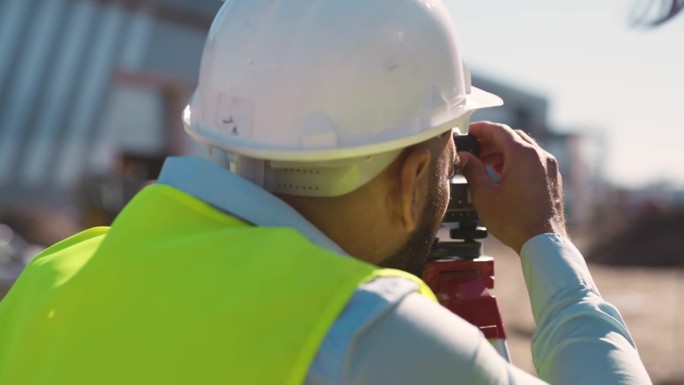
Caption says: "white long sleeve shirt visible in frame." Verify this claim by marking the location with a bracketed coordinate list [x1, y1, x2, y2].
[159, 157, 652, 385]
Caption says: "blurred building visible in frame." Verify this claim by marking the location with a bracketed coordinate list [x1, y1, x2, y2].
[0, 0, 221, 216]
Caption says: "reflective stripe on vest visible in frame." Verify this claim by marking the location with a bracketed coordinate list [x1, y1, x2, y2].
[0, 184, 435, 384]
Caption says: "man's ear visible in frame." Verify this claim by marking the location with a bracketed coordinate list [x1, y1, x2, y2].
[396, 147, 431, 231]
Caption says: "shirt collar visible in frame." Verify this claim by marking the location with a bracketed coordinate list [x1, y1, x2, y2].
[157, 156, 348, 256]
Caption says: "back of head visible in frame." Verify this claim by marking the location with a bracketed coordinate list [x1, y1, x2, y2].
[184, 0, 502, 197]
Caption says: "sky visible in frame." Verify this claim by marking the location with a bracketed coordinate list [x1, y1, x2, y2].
[445, 0, 684, 189]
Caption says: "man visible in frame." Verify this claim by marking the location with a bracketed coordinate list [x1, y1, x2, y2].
[0, 0, 651, 384]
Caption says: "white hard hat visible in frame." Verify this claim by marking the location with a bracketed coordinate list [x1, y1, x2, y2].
[183, 0, 502, 196]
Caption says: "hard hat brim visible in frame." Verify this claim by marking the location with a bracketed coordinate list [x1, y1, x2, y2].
[468, 86, 504, 112]
[184, 87, 503, 163]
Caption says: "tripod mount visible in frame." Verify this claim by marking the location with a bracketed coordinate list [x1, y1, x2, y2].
[421, 134, 510, 360]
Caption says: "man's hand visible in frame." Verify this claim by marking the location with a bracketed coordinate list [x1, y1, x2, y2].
[457, 121, 567, 254]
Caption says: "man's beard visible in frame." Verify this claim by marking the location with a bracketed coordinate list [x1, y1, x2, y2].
[378, 176, 445, 277]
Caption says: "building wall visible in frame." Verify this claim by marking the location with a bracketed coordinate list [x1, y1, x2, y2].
[0, 0, 219, 208]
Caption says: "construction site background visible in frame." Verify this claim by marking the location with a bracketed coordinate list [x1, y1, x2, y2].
[1, 0, 682, 384]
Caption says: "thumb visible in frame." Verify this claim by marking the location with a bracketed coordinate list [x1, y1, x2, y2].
[458, 152, 494, 193]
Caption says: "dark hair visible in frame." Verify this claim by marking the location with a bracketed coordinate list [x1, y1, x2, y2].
[633, 0, 684, 27]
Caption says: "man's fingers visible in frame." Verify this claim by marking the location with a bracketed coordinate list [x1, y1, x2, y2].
[457, 152, 494, 193]
[514, 129, 538, 146]
[479, 153, 504, 170]
[468, 121, 523, 152]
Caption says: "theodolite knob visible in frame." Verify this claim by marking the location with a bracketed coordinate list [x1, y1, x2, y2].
[450, 225, 488, 241]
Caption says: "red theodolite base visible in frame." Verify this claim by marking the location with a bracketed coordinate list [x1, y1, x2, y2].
[422, 256, 511, 361]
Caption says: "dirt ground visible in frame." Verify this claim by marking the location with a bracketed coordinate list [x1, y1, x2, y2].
[486, 236, 684, 385]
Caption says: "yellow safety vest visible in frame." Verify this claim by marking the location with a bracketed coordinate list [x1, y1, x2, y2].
[0, 184, 435, 384]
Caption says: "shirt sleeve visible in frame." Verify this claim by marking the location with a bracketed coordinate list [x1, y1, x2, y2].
[521, 233, 652, 385]
[337, 291, 549, 385]
[305, 234, 651, 385]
